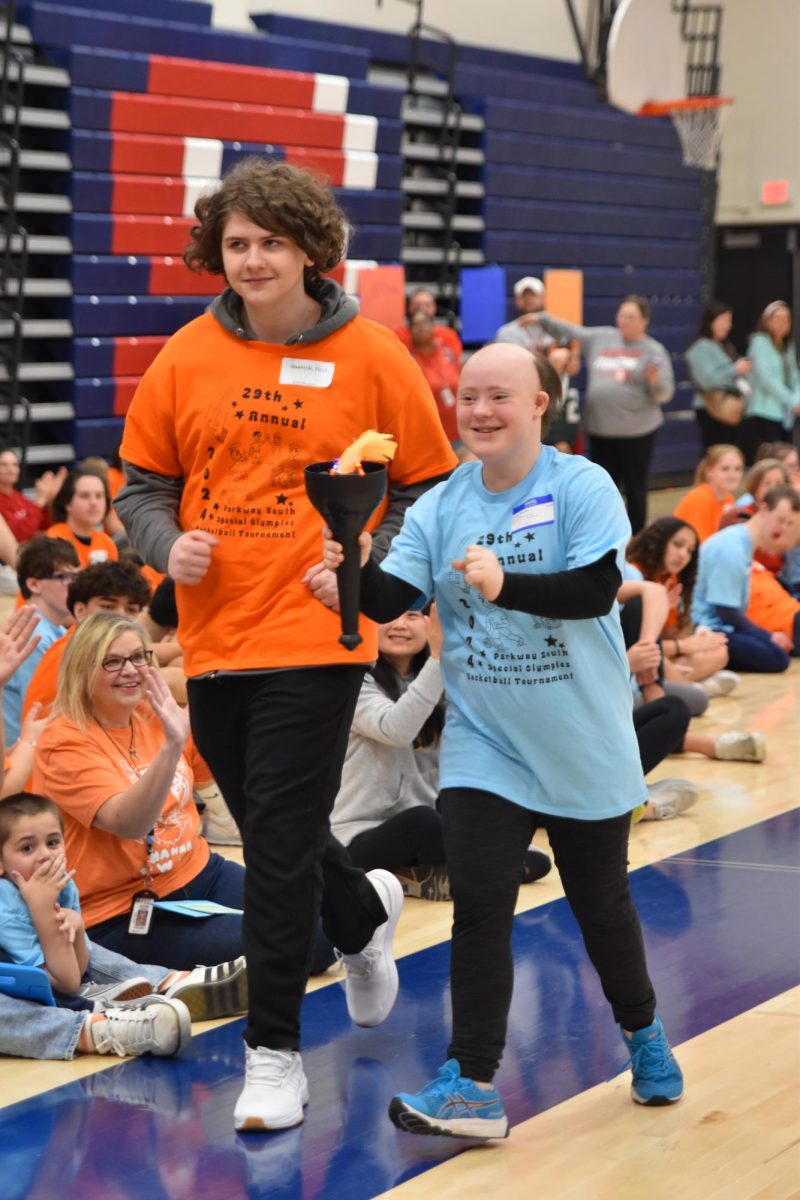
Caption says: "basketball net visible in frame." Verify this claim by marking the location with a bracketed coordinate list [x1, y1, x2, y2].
[639, 97, 732, 172]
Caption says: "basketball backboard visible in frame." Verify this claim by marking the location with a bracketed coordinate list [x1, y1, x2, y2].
[607, 0, 686, 114]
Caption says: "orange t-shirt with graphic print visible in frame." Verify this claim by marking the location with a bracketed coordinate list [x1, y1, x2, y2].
[120, 311, 458, 676]
[32, 705, 206, 928]
[746, 562, 800, 639]
[21, 626, 73, 723]
[45, 523, 119, 568]
[673, 484, 734, 544]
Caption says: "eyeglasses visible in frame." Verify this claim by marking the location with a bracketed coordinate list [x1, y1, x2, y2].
[42, 572, 79, 582]
[100, 649, 154, 674]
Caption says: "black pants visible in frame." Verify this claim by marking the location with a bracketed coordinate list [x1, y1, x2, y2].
[633, 696, 690, 775]
[346, 805, 446, 872]
[695, 407, 741, 453]
[588, 431, 657, 534]
[739, 416, 785, 465]
[440, 788, 656, 1082]
[188, 667, 387, 1051]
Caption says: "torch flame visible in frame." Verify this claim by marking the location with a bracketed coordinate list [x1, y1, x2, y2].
[333, 430, 397, 475]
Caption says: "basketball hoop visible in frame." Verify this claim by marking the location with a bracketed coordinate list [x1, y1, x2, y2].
[638, 96, 733, 171]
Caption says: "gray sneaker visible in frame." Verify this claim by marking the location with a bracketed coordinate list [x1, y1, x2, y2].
[700, 670, 741, 697]
[78, 977, 154, 1011]
[90, 996, 192, 1057]
[714, 731, 766, 762]
[644, 779, 700, 821]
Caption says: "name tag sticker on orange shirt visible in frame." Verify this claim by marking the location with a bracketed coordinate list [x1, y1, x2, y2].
[511, 494, 555, 533]
[279, 358, 335, 388]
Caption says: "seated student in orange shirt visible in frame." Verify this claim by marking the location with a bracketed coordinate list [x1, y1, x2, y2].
[47, 470, 119, 567]
[21, 560, 152, 723]
[673, 444, 744, 543]
[747, 562, 800, 655]
[394, 288, 463, 358]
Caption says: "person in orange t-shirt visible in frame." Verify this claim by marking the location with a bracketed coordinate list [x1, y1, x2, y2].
[115, 157, 458, 1132]
[394, 287, 463, 359]
[32, 613, 247, 968]
[673, 444, 744, 543]
[746, 561, 800, 652]
[405, 310, 461, 442]
[47, 470, 119, 567]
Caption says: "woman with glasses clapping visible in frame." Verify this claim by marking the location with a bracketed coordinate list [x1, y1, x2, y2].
[31, 611, 247, 969]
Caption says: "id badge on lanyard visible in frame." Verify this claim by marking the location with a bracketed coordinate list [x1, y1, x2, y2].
[128, 831, 156, 936]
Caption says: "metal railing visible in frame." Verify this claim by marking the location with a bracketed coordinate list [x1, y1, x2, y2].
[671, 0, 723, 97]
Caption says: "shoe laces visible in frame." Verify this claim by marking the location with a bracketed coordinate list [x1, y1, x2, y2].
[335, 946, 378, 979]
[246, 1048, 297, 1087]
[97, 1006, 157, 1056]
[618, 1034, 672, 1080]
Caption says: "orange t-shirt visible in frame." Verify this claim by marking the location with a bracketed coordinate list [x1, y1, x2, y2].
[21, 627, 73, 722]
[408, 344, 461, 442]
[120, 310, 458, 676]
[46, 523, 119, 567]
[746, 563, 800, 639]
[32, 706, 206, 927]
[107, 467, 126, 499]
[395, 322, 463, 358]
[673, 484, 734, 544]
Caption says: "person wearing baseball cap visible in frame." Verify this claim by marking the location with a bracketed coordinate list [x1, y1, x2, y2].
[495, 276, 553, 354]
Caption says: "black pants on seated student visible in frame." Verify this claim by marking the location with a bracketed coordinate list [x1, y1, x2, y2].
[188, 667, 388, 1051]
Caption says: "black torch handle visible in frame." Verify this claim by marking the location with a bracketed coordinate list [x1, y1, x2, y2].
[337, 530, 363, 650]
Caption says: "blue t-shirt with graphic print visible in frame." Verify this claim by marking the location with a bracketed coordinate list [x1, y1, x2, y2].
[381, 446, 647, 819]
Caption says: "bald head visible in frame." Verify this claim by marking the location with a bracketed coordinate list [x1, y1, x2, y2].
[460, 342, 540, 390]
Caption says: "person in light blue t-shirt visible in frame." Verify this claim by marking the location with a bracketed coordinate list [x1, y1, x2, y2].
[323, 342, 684, 1142]
[2, 536, 79, 745]
[692, 486, 799, 672]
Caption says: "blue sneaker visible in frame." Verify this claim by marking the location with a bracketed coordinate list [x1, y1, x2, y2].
[621, 1016, 684, 1105]
[388, 1059, 509, 1139]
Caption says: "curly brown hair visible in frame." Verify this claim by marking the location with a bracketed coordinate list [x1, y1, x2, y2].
[183, 157, 350, 289]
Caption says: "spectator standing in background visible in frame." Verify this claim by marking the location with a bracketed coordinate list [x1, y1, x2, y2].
[495, 276, 553, 356]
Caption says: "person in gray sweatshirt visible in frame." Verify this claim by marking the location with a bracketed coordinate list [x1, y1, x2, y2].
[533, 295, 674, 533]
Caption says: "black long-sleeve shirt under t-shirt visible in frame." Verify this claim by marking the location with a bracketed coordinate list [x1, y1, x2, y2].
[359, 549, 621, 624]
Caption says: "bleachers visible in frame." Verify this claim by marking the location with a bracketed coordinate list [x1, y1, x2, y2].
[0, 2, 707, 474]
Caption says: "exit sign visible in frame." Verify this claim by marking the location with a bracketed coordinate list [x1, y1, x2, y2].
[761, 180, 790, 205]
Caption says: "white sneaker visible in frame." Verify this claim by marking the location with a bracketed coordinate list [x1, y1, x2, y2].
[196, 783, 242, 846]
[644, 779, 700, 821]
[90, 996, 192, 1057]
[338, 868, 403, 1027]
[165, 956, 248, 1020]
[234, 1047, 309, 1132]
[78, 976, 154, 1011]
[701, 670, 741, 698]
[714, 730, 766, 762]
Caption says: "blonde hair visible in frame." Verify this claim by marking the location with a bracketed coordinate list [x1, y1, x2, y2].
[55, 613, 150, 728]
[693, 443, 744, 486]
[742, 457, 788, 502]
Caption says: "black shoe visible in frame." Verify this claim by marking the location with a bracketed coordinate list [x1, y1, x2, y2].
[521, 848, 551, 884]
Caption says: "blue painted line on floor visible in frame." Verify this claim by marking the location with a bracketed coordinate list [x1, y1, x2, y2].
[2, 810, 799, 1200]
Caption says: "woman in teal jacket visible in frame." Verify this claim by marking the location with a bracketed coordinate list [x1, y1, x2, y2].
[741, 301, 800, 463]
[685, 301, 752, 451]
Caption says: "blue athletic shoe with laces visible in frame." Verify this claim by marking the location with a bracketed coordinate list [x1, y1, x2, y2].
[388, 1058, 509, 1139]
[621, 1016, 684, 1105]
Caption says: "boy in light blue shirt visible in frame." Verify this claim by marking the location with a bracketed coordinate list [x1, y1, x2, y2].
[324, 342, 684, 1140]
[692, 487, 799, 672]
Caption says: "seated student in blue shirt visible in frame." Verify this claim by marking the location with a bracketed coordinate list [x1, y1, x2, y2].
[2, 536, 79, 746]
[323, 341, 684, 1141]
[692, 485, 800, 672]
[0, 792, 248, 1058]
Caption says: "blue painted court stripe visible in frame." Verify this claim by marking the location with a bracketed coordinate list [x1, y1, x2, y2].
[2, 810, 798, 1200]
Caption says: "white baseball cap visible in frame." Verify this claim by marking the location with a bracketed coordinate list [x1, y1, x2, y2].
[513, 276, 545, 297]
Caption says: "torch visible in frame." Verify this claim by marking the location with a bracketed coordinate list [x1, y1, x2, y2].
[305, 431, 397, 651]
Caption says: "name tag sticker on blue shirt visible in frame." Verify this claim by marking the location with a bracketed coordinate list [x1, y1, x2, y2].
[511, 494, 555, 533]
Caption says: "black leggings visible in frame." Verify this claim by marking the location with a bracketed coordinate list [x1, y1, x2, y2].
[345, 806, 446, 872]
[633, 696, 691, 775]
[440, 788, 656, 1081]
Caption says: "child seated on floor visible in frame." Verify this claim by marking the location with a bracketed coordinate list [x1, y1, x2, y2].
[673, 444, 744, 543]
[0, 792, 247, 1059]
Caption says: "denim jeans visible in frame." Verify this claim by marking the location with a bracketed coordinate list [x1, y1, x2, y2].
[1, 943, 169, 1060]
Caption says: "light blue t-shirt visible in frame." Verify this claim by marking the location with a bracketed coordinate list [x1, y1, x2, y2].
[381, 446, 647, 819]
[2, 612, 67, 745]
[692, 523, 754, 632]
[0, 876, 80, 966]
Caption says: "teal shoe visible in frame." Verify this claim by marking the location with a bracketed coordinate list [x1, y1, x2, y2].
[388, 1059, 509, 1139]
[621, 1016, 684, 1105]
